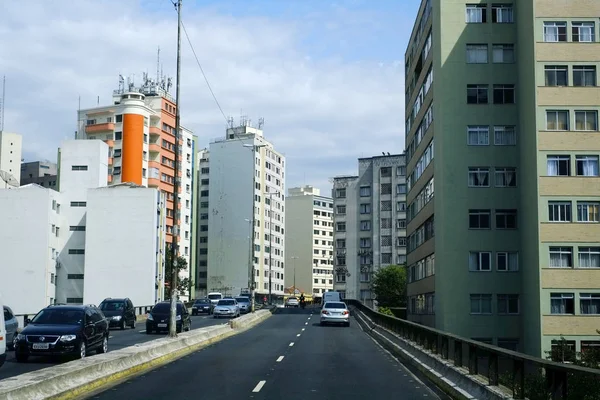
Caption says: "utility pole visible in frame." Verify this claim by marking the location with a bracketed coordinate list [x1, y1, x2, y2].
[169, 0, 182, 338]
[268, 192, 273, 305]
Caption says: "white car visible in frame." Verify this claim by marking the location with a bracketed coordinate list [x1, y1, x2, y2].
[285, 297, 299, 308]
[0, 293, 6, 368]
[320, 301, 350, 327]
[213, 299, 240, 318]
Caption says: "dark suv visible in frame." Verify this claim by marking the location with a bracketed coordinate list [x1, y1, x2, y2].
[14, 304, 109, 362]
[98, 298, 136, 330]
[146, 301, 191, 334]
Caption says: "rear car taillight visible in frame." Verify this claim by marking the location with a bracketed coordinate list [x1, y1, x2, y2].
[342, 310, 349, 315]
[321, 310, 329, 315]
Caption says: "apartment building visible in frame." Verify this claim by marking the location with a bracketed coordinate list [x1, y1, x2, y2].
[20, 161, 58, 189]
[284, 186, 334, 297]
[0, 131, 22, 186]
[332, 154, 407, 306]
[76, 75, 196, 299]
[207, 122, 286, 299]
[195, 148, 210, 297]
[404, 0, 600, 357]
[0, 184, 64, 314]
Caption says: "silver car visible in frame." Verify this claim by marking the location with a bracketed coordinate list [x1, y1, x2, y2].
[320, 301, 350, 327]
[3, 306, 18, 350]
[234, 297, 251, 314]
[213, 299, 240, 318]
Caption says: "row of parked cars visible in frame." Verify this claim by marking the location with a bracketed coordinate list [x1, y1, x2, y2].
[191, 292, 252, 318]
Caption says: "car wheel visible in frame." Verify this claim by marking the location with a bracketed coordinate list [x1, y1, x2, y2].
[97, 336, 108, 354]
[146, 327, 152, 334]
[78, 342, 87, 359]
[15, 351, 28, 362]
[320, 321, 325, 326]
[129, 320, 136, 329]
[345, 322, 350, 327]
[120, 320, 125, 330]
[213, 315, 217, 319]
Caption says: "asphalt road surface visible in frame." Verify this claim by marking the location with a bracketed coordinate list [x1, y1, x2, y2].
[0, 314, 224, 382]
[88, 307, 449, 400]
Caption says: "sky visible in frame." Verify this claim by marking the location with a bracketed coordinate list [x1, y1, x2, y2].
[0, 0, 421, 195]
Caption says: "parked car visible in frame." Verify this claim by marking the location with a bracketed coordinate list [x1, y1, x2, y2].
[0, 295, 6, 368]
[320, 301, 350, 327]
[98, 298, 136, 330]
[146, 301, 191, 334]
[234, 296, 251, 314]
[14, 304, 109, 362]
[285, 297, 299, 308]
[3, 305, 18, 350]
[213, 299, 240, 318]
[191, 299, 211, 315]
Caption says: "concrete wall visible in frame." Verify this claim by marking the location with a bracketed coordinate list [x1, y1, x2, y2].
[0, 185, 63, 314]
[83, 187, 163, 307]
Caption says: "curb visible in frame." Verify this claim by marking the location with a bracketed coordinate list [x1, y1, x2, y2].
[0, 310, 273, 400]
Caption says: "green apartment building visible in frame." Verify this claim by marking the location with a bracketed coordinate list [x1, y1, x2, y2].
[405, 0, 600, 358]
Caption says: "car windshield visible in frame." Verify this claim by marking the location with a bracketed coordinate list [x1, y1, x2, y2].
[194, 299, 209, 304]
[31, 309, 84, 325]
[99, 301, 125, 311]
[235, 297, 249, 303]
[208, 294, 222, 300]
[217, 299, 235, 306]
[324, 302, 346, 309]
[152, 303, 182, 313]
[288, 297, 297, 300]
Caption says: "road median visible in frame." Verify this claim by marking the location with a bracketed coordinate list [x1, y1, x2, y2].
[0, 309, 273, 400]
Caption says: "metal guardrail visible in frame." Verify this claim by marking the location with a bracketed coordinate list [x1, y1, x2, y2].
[346, 299, 600, 400]
[14, 305, 155, 329]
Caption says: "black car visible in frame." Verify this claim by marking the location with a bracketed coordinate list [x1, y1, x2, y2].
[146, 301, 191, 334]
[191, 298, 211, 315]
[98, 298, 137, 330]
[14, 305, 109, 362]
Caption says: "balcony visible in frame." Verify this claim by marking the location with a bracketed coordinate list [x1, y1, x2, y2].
[85, 123, 115, 134]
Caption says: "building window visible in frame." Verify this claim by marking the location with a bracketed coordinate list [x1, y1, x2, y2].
[381, 236, 392, 246]
[396, 166, 406, 176]
[360, 221, 371, 231]
[550, 293, 574, 314]
[380, 183, 392, 195]
[396, 219, 406, 229]
[546, 111, 569, 131]
[573, 66, 596, 87]
[577, 201, 600, 222]
[381, 253, 392, 264]
[336, 205, 346, 214]
[359, 238, 371, 248]
[68, 249, 85, 255]
[468, 167, 490, 187]
[493, 84, 515, 104]
[469, 209, 491, 229]
[466, 44, 488, 63]
[360, 186, 371, 196]
[467, 125, 489, 145]
[491, 4, 513, 23]
[547, 155, 570, 176]
[543, 22, 567, 42]
[469, 251, 491, 271]
[467, 84, 488, 104]
[396, 184, 406, 194]
[580, 293, 600, 314]
[497, 252, 519, 272]
[381, 201, 392, 211]
[572, 22, 595, 42]
[336, 222, 346, 232]
[360, 204, 371, 214]
[466, 4, 487, 23]
[497, 294, 519, 314]
[495, 209, 517, 229]
[71, 165, 88, 171]
[397, 201, 406, 212]
[492, 44, 515, 63]
[578, 247, 600, 269]
[470, 294, 492, 314]
[548, 201, 572, 222]
[335, 188, 346, 198]
[69, 225, 86, 232]
[576, 155, 599, 176]
[544, 66, 568, 86]
[494, 167, 517, 187]
[549, 247, 573, 268]
[70, 201, 86, 207]
[494, 126, 516, 145]
[67, 274, 84, 279]
[575, 111, 598, 131]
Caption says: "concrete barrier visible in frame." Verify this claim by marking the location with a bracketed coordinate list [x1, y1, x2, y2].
[0, 309, 273, 400]
[352, 307, 511, 400]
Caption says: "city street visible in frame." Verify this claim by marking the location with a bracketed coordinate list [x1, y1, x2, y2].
[87, 307, 448, 400]
[0, 314, 224, 382]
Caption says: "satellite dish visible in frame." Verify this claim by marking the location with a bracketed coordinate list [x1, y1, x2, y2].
[0, 170, 19, 188]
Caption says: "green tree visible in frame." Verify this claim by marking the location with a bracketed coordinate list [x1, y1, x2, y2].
[165, 251, 192, 299]
[371, 264, 407, 307]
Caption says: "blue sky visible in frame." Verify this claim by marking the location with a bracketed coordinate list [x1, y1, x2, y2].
[2, 0, 421, 194]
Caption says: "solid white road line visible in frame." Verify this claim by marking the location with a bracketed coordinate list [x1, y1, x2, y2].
[289, 342, 295, 347]
[276, 356, 284, 362]
[252, 380, 266, 393]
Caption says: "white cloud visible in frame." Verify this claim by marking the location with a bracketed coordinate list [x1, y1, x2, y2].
[0, 0, 406, 194]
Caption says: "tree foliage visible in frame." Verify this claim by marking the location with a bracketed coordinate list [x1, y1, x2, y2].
[165, 251, 192, 298]
[371, 264, 407, 307]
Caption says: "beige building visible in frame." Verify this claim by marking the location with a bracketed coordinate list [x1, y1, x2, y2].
[405, 0, 600, 358]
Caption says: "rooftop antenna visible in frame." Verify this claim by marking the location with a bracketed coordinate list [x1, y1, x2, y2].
[1, 75, 5, 131]
[0, 170, 19, 189]
[156, 46, 161, 84]
[258, 117, 264, 130]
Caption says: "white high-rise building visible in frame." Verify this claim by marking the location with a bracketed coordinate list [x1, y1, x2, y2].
[207, 123, 286, 299]
[285, 186, 334, 298]
[194, 148, 210, 298]
[0, 131, 22, 187]
[332, 154, 407, 305]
